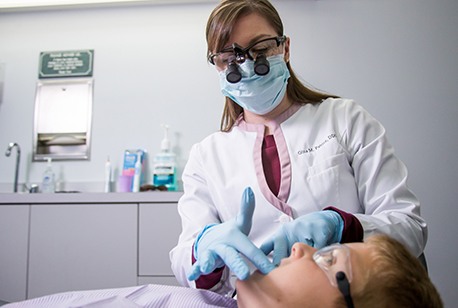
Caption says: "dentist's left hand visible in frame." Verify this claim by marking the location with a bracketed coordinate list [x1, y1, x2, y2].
[188, 187, 275, 281]
[260, 210, 344, 266]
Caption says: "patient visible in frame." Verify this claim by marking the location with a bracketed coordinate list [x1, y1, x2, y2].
[237, 234, 443, 308]
[4, 235, 441, 308]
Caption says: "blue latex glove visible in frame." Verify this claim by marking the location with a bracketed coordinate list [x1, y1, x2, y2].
[260, 210, 344, 265]
[188, 187, 275, 281]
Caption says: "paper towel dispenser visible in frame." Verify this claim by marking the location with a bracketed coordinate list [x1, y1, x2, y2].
[33, 78, 93, 161]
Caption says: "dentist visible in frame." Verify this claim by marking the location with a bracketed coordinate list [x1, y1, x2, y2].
[170, 0, 427, 297]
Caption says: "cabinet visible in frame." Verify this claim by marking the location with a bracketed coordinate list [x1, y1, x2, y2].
[0, 192, 182, 301]
[28, 204, 138, 298]
[138, 203, 181, 286]
[0, 205, 29, 302]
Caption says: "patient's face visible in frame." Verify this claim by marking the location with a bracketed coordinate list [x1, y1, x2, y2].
[236, 242, 371, 308]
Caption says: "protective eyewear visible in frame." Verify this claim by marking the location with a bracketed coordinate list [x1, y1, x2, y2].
[208, 35, 286, 83]
[313, 244, 354, 308]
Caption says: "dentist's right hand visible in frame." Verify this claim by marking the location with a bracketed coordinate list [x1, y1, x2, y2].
[188, 187, 275, 281]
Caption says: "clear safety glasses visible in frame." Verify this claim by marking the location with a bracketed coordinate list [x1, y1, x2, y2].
[208, 35, 286, 70]
[313, 244, 354, 308]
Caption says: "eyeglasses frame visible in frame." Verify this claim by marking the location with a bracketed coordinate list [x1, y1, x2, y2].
[336, 271, 354, 308]
[208, 35, 286, 66]
[313, 244, 355, 308]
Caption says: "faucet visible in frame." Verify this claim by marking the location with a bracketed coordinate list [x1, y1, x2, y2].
[5, 142, 21, 193]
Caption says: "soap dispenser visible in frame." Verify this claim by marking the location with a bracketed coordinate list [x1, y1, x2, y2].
[152, 124, 176, 191]
[41, 157, 55, 193]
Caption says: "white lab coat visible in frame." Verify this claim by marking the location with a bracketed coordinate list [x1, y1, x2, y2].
[170, 98, 427, 296]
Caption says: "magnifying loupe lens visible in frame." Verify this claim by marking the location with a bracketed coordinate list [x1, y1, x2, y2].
[254, 54, 270, 76]
[226, 62, 242, 83]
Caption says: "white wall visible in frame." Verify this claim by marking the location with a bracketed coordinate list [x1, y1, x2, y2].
[1, 0, 457, 305]
[0, 1, 223, 192]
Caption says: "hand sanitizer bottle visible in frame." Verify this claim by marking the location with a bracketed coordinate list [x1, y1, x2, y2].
[152, 124, 176, 191]
[42, 157, 56, 193]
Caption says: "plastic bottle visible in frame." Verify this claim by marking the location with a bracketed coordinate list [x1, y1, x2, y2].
[41, 157, 55, 193]
[132, 152, 142, 192]
[152, 124, 176, 191]
[104, 156, 112, 193]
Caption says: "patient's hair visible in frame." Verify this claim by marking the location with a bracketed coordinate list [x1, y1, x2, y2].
[339, 234, 443, 308]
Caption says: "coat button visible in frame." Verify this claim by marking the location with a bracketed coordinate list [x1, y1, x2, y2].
[279, 213, 292, 224]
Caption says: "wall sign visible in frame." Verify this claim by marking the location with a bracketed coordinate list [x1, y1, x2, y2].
[39, 49, 94, 78]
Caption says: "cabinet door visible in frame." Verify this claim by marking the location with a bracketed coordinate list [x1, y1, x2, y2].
[138, 203, 181, 283]
[0, 205, 29, 302]
[28, 204, 137, 299]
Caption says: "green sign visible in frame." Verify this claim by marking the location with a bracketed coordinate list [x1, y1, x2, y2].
[39, 50, 94, 78]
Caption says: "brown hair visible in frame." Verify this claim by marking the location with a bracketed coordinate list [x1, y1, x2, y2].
[206, 0, 337, 132]
[341, 235, 443, 308]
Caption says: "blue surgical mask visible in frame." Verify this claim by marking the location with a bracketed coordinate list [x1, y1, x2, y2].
[219, 54, 290, 115]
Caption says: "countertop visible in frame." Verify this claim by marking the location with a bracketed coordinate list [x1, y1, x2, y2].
[0, 191, 183, 205]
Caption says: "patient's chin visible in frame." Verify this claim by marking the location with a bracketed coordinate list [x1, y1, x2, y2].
[235, 278, 259, 308]
[236, 275, 283, 308]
